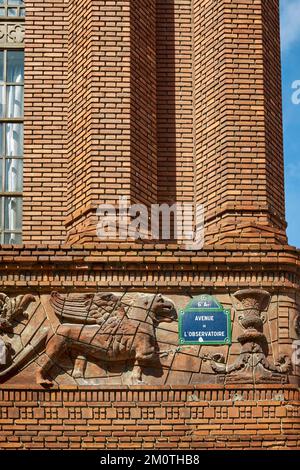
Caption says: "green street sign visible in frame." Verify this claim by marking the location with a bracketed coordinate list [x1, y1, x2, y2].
[179, 295, 232, 346]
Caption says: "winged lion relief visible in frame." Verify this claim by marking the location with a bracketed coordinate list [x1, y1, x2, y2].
[0, 291, 179, 386]
[0, 290, 293, 387]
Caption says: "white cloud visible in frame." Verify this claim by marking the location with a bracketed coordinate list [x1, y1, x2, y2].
[280, 0, 300, 52]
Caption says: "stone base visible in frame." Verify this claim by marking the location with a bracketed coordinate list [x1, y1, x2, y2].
[0, 385, 299, 450]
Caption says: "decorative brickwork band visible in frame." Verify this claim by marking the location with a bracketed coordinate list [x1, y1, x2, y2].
[0, 385, 298, 450]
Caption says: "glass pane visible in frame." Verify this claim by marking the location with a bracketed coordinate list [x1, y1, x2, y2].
[0, 85, 5, 118]
[0, 124, 5, 156]
[5, 158, 23, 192]
[0, 1, 4, 5]
[9, 1, 24, 5]
[4, 232, 22, 244]
[6, 123, 23, 156]
[0, 124, 3, 156]
[7, 51, 24, 83]
[7, 86, 23, 118]
[8, 8, 17, 16]
[4, 196, 22, 231]
[0, 198, 2, 230]
[20, 7, 25, 16]
[0, 8, 4, 16]
[0, 52, 4, 82]
[0, 158, 2, 191]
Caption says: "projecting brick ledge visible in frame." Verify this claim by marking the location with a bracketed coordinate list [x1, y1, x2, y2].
[0, 385, 299, 450]
[0, 243, 299, 269]
[0, 243, 299, 291]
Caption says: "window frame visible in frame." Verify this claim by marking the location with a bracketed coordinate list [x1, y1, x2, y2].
[0, 2, 24, 244]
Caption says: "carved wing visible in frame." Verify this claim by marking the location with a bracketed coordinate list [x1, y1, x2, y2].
[50, 292, 122, 325]
[50, 292, 95, 324]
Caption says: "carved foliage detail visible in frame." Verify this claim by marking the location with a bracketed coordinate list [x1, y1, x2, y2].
[210, 289, 292, 384]
[0, 23, 24, 44]
[0, 293, 35, 370]
[0, 293, 35, 331]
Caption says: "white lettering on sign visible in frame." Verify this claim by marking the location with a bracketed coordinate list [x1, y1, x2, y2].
[195, 315, 214, 321]
[186, 331, 225, 337]
[198, 302, 210, 308]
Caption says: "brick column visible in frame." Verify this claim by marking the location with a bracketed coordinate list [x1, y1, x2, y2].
[66, 0, 157, 243]
[23, 0, 68, 243]
[156, 0, 194, 206]
[193, 0, 287, 245]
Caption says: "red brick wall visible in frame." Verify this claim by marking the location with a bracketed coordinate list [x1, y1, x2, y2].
[5, 0, 298, 453]
[22, 0, 287, 244]
[23, 0, 68, 243]
[66, 0, 158, 239]
[262, 0, 286, 224]
[67, 0, 95, 221]
[67, 0, 132, 230]
[156, 0, 194, 206]
[131, 0, 157, 206]
[193, 0, 286, 242]
[0, 242, 299, 449]
[0, 386, 298, 450]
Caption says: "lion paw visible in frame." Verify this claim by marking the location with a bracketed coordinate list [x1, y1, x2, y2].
[36, 372, 53, 387]
[37, 378, 53, 387]
[130, 377, 145, 385]
[73, 370, 83, 379]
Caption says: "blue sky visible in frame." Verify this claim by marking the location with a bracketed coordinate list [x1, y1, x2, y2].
[280, 0, 300, 246]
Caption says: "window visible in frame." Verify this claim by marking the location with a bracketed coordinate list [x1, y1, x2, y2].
[0, 0, 25, 18]
[0, 0, 24, 244]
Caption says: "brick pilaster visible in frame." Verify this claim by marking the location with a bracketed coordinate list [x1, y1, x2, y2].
[193, 0, 287, 245]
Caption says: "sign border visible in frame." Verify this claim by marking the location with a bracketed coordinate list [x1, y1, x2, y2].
[178, 307, 232, 346]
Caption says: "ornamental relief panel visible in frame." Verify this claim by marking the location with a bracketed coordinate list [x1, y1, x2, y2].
[0, 290, 295, 387]
[0, 22, 24, 45]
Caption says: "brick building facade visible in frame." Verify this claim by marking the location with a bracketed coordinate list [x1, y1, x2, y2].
[0, 0, 299, 450]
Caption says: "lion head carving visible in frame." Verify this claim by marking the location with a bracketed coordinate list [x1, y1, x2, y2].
[138, 293, 177, 324]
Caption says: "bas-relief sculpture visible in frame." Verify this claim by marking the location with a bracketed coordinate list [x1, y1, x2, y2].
[37, 292, 177, 386]
[296, 313, 300, 337]
[0, 294, 35, 330]
[210, 290, 291, 384]
[0, 289, 293, 387]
